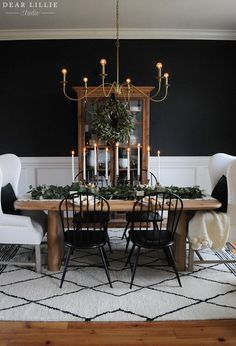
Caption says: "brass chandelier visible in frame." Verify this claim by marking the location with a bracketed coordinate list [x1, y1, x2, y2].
[61, 0, 170, 103]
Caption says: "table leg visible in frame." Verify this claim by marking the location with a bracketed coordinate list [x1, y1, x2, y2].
[174, 211, 193, 271]
[47, 211, 64, 272]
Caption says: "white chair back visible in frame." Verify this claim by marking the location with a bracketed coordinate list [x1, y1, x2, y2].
[209, 153, 236, 241]
[0, 154, 21, 197]
[209, 153, 236, 189]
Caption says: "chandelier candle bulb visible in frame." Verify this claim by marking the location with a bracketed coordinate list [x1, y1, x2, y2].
[116, 143, 119, 176]
[156, 62, 162, 78]
[83, 77, 88, 89]
[83, 148, 86, 181]
[61, 68, 67, 82]
[127, 147, 130, 181]
[94, 143, 97, 176]
[164, 73, 169, 86]
[100, 59, 106, 77]
[71, 150, 75, 182]
[105, 147, 109, 180]
[137, 143, 140, 176]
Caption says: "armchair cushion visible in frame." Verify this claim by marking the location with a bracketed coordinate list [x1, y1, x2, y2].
[211, 175, 228, 212]
[1, 183, 21, 215]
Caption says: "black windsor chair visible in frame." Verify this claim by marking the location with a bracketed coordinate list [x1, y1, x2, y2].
[121, 169, 159, 250]
[74, 171, 84, 182]
[59, 191, 112, 288]
[140, 168, 158, 186]
[124, 191, 183, 289]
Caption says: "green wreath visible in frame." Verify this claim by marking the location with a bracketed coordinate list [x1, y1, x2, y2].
[92, 97, 134, 144]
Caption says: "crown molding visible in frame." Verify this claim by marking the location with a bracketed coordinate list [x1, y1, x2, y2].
[1, 28, 236, 41]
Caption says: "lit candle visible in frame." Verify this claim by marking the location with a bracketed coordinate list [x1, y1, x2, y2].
[71, 150, 75, 182]
[105, 147, 109, 180]
[137, 143, 140, 176]
[156, 62, 162, 79]
[116, 142, 119, 176]
[164, 73, 169, 86]
[100, 58, 107, 76]
[147, 146, 150, 184]
[94, 143, 97, 176]
[127, 148, 130, 181]
[61, 68, 67, 82]
[83, 76, 88, 89]
[126, 78, 131, 91]
[157, 149, 161, 183]
[83, 148, 86, 181]
[147, 146, 150, 169]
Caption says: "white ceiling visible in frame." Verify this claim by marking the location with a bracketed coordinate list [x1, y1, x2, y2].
[0, 0, 236, 40]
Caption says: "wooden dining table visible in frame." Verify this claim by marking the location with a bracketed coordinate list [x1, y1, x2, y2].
[15, 197, 221, 272]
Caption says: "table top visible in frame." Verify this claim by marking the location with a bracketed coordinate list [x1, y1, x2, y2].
[15, 197, 221, 213]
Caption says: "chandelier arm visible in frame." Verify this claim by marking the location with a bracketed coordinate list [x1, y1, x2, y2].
[62, 84, 86, 101]
[83, 96, 101, 106]
[130, 84, 169, 103]
[102, 82, 117, 98]
[150, 79, 162, 98]
[149, 87, 169, 103]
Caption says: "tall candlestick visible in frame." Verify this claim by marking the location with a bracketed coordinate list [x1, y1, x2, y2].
[105, 147, 109, 180]
[147, 146, 150, 183]
[127, 147, 130, 181]
[116, 142, 119, 176]
[83, 148, 86, 181]
[137, 143, 140, 177]
[157, 149, 161, 183]
[147, 146, 150, 169]
[71, 150, 75, 182]
[94, 143, 97, 176]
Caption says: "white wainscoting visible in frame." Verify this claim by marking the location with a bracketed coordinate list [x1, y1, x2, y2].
[19, 156, 211, 197]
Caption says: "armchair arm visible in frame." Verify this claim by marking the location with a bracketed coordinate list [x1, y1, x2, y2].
[0, 213, 33, 227]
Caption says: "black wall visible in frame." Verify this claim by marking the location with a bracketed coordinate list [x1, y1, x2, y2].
[1, 39, 236, 156]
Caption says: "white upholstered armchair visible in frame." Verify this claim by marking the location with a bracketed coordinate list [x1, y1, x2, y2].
[188, 153, 236, 271]
[0, 154, 45, 272]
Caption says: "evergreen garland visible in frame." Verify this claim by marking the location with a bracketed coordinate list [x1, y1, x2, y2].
[28, 184, 204, 200]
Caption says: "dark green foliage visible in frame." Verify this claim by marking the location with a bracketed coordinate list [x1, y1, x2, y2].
[28, 184, 204, 200]
[92, 98, 134, 144]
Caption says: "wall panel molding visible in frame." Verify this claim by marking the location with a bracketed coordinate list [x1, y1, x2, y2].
[19, 156, 211, 197]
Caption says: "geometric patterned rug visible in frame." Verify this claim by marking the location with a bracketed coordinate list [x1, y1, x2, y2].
[0, 230, 236, 322]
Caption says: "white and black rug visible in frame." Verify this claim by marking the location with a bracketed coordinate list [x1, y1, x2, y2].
[0, 230, 236, 322]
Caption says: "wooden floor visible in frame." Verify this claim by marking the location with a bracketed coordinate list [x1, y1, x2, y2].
[0, 320, 236, 345]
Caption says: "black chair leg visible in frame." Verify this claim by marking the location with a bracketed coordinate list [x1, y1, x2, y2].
[121, 221, 129, 240]
[99, 247, 113, 288]
[124, 235, 131, 253]
[60, 246, 72, 288]
[107, 236, 113, 253]
[102, 247, 110, 267]
[130, 246, 141, 289]
[166, 247, 182, 287]
[125, 243, 135, 267]
[163, 248, 171, 266]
